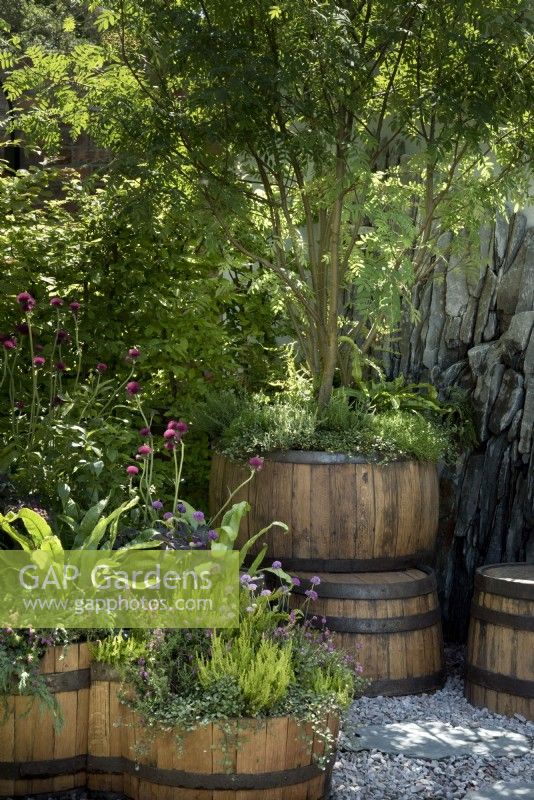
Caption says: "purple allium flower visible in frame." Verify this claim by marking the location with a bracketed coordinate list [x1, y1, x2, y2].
[271, 560, 282, 569]
[207, 530, 218, 541]
[137, 444, 152, 456]
[128, 347, 141, 359]
[126, 465, 139, 476]
[96, 362, 108, 373]
[16, 322, 29, 335]
[310, 576, 321, 586]
[163, 512, 173, 521]
[55, 361, 67, 372]
[138, 657, 145, 666]
[33, 356, 46, 367]
[240, 574, 251, 585]
[176, 503, 186, 513]
[289, 610, 297, 623]
[305, 589, 318, 601]
[17, 292, 36, 312]
[55, 329, 70, 344]
[139, 426, 151, 437]
[50, 297, 63, 307]
[152, 500, 164, 510]
[260, 589, 272, 597]
[163, 429, 176, 440]
[248, 455, 264, 471]
[126, 381, 141, 395]
[175, 420, 188, 435]
[3, 338, 16, 350]
[247, 583, 258, 591]
[291, 576, 301, 587]
[69, 301, 81, 314]
[192, 510, 205, 522]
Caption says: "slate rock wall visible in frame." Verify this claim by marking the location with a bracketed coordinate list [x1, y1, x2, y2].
[386, 213, 534, 640]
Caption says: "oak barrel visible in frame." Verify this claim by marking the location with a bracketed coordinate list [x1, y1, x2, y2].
[94, 711, 339, 800]
[290, 568, 445, 696]
[87, 661, 125, 794]
[0, 643, 90, 798]
[209, 451, 439, 571]
[465, 562, 534, 720]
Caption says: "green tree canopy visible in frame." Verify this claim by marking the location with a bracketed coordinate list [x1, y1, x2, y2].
[3, 0, 534, 405]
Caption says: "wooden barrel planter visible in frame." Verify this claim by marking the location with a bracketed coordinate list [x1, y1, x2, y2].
[290, 568, 445, 696]
[465, 562, 534, 720]
[113, 712, 339, 800]
[209, 451, 439, 571]
[0, 643, 90, 798]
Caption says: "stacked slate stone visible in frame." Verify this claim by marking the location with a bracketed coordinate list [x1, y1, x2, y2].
[386, 211, 534, 640]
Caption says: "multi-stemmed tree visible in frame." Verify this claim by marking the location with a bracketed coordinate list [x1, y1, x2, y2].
[3, 0, 533, 406]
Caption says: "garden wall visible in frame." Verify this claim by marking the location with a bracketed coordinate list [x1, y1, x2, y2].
[387, 211, 534, 640]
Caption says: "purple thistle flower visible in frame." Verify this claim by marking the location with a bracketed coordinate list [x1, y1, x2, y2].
[69, 301, 81, 314]
[152, 500, 164, 510]
[16, 322, 29, 335]
[207, 530, 219, 541]
[126, 381, 141, 395]
[96, 362, 108, 373]
[50, 297, 63, 307]
[139, 426, 151, 437]
[33, 356, 45, 367]
[137, 444, 152, 456]
[192, 510, 205, 522]
[128, 347, 141, 359]
[248, 455, 264, 471]
[35, 343, 44, 352]
[291, 576, 301, 587]
[176, 503, 186, 513]
[55, 329, 70, 344]
[310, 576, 321, 586]
[271, 560, 282, 569]
[126, 465, 139, 476]
[305, 589, 318, 601]
[16, 292, 36, 312]
[3, 338, 17, 350]
[164, 441, 175, 451]
[163, 429, 176, 440]
[163, 512, 173, 521]
[175, 420, 188, 435]
[55, 361, 67, 372]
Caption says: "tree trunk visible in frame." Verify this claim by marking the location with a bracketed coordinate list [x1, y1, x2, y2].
[388, 212, 534, 640]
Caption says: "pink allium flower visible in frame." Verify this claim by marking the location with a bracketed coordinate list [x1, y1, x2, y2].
[96, 362, 108, 373]
[137, 445, 152, 456]
[175, 420, 188, 435]
[139, 426, 151, 437]
[69, 301, 81, 314]
[55, 361, 67, 372]
[126, 465, 139, 476]
[249, 455, 264, 471]
[128, 347, 141, 359]
[50, 297, 63, 307]
[33, 356, 46, 367]
[3, 338, 17, 350]
[163, 429, 176, 440]
[166, 420, 179, 430]
[126, 381, 141, 395]
[16, 292, 36, 312]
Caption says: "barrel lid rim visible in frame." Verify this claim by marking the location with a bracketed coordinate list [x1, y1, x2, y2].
[298, 564, 434, 583]
[476, 562, 534, 584]
[216, 449, 433, 465]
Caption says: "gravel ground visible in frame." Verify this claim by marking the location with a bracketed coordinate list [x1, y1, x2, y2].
[331, 646, 534, 800]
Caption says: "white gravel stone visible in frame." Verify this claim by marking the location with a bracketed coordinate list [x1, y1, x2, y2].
[331, 646, 534, 800]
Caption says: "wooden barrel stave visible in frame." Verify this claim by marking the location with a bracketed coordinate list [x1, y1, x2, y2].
[465, 563, 534, 720]
[289, 568, 444, 696]
[209, 452, 439, 571]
